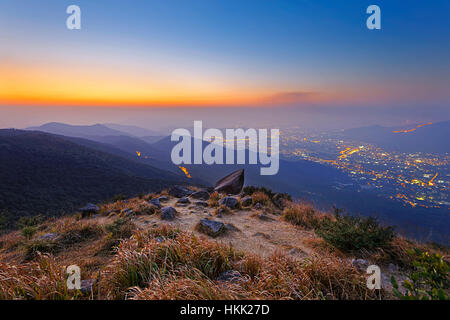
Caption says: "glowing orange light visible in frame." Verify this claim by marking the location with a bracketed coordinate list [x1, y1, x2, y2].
[178, 166, 191, 178]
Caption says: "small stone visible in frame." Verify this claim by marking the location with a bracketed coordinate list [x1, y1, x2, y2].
[80, 279, 95, 294]
[190, 190, 210, 201]
[352, 259, 369, 272]
[149, 198, 161, 208]
[194, 201, 208, 207]
[219, 197, 239, 209]
[38, 233, 59, 241]
[161, 207, 177, 220]
[217, 270, 243, 283]
[158, 196, 169, 202]
[198, 218, 226, 237]
[240, 196, 252, 207]
[225, 224, 239, 232]
[253, 203, 263, 210]
[168, 186, 193, 198]
[79, 203, 99, 217]
[388, 263, 398, 273]
[177, 197, 191, 204]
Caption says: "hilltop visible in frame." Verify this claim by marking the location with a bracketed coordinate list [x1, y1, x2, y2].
[0, 129, 192, 225]
[0, 182, 448, 300]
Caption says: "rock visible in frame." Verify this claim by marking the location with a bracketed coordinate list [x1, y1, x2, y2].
[38, 233, 60, 241]
[216, 206, 231, 217]
[168, 186, 193, 198]
[240, 196, 252, 207]
[190, 190, 210, 201]
[217, 270, 243, 283]
[388, 263, 398, 273]
[253, 203, 263, 210]
[194, 201, 208, 207]
[79, 203, 99, 217]
[149, 198, 161, 208]
[272, 193, 289, 209]
[161, 207, 177, 220]
[258, 212, 273, 221]
[352, 259, 369, 272]
[225, 224, 239, 232]
[219, 197, 239, 209]
[214, 169, 244, 195]
[80, 279, 95, 294]
[121, 208, 134, 216]
[253, 232, 270, 239]
[155, 236, 164, 243]
[177, 197, 191, 204]
[158, 196, 169, 202]
[198, 218, 226, 237]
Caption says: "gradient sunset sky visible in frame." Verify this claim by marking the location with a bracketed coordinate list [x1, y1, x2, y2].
[0, 0, 449, 129]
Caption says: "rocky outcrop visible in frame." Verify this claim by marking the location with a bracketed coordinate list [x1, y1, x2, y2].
[214, 169, 244, 195]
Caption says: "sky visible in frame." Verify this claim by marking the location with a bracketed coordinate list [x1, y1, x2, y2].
[0, 0, 449, 129]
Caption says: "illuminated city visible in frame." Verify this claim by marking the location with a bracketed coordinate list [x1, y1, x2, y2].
[280, 127, 449, 210]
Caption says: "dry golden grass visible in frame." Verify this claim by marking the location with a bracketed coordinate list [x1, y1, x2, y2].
[251, 191, 270, 206]
[214, 205, 232, 216]
[282, 202, 330, 230]
[0, 253, 79, 300]
[100, 197, 159, 217]
[100, 226, 376, 300]
[208, 191, 221, 207]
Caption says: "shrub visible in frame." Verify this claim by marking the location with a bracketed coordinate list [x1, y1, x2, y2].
[208, 191, 221, 207]
[214, 205, 232, 216]
[391, 249, 449, 300]
[135, 203, 159, 216]
[251, 192, 270, 206]
[17, 215, 44, 229]
[242, 186, 275, 199]
[24, 240, 58, 261]
[0, 254, 80, 300]
[21, 226, 38, 240]
[316, 211, 395, 252]
[282, 203, 327, 229]
[104, 229, 239, 298]
[105, 217, 135, 240]
[113, 194, 128, 202]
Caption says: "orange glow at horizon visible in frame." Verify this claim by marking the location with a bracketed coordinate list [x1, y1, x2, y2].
[0, 59, 369, 108]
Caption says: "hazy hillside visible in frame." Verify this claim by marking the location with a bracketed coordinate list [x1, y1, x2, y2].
[340, 121, 450, 154]
[0, 130, 189, 222]
[27, 122, 126, 139]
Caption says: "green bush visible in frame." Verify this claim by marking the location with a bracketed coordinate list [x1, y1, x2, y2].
[17, 215, 44, 229]
[316, 210, 395, 252]
[391, 249, 449, 300]
[21, 226, 38, 240]
[105, 217, 135, 239]
[113, 194, 128, 202]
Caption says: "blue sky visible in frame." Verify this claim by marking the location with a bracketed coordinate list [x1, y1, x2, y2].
[0, 0, 449, 128]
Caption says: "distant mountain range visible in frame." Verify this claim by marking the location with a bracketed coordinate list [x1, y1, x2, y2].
[0, 129, 191, 221]
[340, 121, 450, 154]
[7, 121, 448, 242]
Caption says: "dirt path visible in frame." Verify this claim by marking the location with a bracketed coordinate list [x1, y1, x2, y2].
[134, 198, 316, 260]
